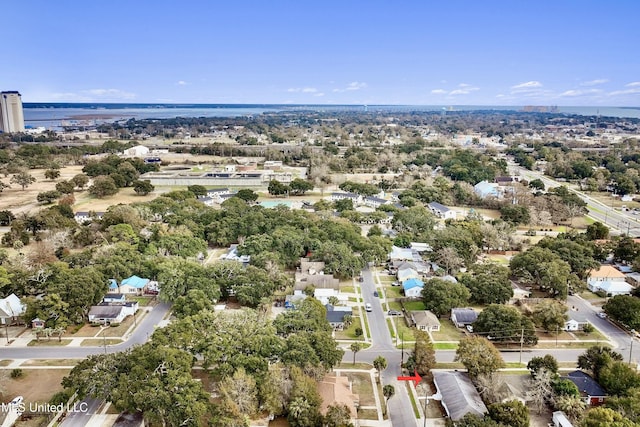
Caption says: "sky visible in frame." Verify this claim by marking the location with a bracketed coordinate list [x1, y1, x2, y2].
[3, 0, 640, 106]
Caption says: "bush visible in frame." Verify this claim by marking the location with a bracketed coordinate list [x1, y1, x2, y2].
[354, 327, 363, 337]
[49, 389, 73, 406]
[582, 323, 595, 333]
[10, 368, 23, 378]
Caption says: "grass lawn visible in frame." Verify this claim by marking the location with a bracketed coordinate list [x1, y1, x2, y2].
[579, 290, 606, 302]
[403, 301, 426, 311]
[335, 317, 366, 341]
[337, 362, 371, 370]
[130, 296, 155, 306]
[27, 339, 71, 346]
[102, 311, 145, 337]
[80, 338, 123, 346]
[385, 287, 403, 298]
[342, 286, 355, 294]
[395, 320, 416, 343]
[378, 276, 395, 284]
[0, 360, 11, 366]
[22, 359, 80, 366]
[433, 342, 458, 350]
[435, 362, 465, 369]
[357, 409, 378, 420]
[387, 301, 403, 311]
[431, 320, 465, 342]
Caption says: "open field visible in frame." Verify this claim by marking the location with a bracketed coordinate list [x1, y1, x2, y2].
[3, 368, 70, 404]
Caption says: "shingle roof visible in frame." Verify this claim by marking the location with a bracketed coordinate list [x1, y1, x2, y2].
[590, 265, 626, 279]
[565, 371, 606, 397]
[88, 305, 124, 319]
[433, 371, 488, 421]
[451, 308, 478, 324]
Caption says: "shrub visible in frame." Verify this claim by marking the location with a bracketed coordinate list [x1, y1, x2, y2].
[10, 368, 23, 378]
[354, 327, 363, 337]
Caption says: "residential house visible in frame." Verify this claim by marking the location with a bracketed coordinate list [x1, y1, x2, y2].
[325, 304, 352, 330]
[220, 244, 251, 264]
[88, 301, 138, 325]
[0, 293, 25, 325]
[103, 293, 126, 303]
[74, 211, 104, 224]
[206, 188, 231, 198]
[626, 272, 640, 287]
[317, 374, 359, 419]
[397, 267, 420, 283]
[564, 370, 607, 406]
[388, 246, 419, 262]
[403, 278, 424, 298]
[118, 275, 150, 295]
[314, 288, 348, 305]
[411, 310, 441, 332]
[363, 196, 389, 209]
[433, 371, 488, 421]
[108, 279, 118, 292]
[427, 202, 456, 220]
[451, 308, 478, 328]
[197, 196, 216, 207]
[564, 319, 581, 332]
[410, 242, 432, 253]
[330, 192, 361, 204]
[474, 180, 500, 199]
[587, 265, 632, 295]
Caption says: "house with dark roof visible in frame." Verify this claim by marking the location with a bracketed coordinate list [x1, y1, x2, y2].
[427, 202, 456, 220]
[451, 308, 478, 328]
[325, 304, 352, 330]
[433, 371, 488, 421]
[564, 370, 607, 406]
[88, 301, 138, 325]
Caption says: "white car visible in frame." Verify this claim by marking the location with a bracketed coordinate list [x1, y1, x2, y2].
[597, 312, 607, 319]
[365, 303, 372, 312]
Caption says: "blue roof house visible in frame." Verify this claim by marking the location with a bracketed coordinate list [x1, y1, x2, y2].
[403, 278, 424, 298]
[108, 279, 118, 291]
[119, 275, 150, 295]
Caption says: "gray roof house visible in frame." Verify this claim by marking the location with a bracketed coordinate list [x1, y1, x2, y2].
[451, 308, 478, 328]
[433, 371, 488, 421]
[325, 304, 352, 330]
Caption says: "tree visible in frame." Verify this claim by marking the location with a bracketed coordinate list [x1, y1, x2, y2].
[133, 179, 154, 195]
[459, 263, 513, 305]
[455, 413, 501, 427]
[455, 336, 505, 379]
[413, 330, 436, 378]
[527, 368, 554, 415]
[10, 171, 36, 190]
[37, 190, 61, 204]
[71, 173, 89, 189]
[334, 198, 354, 212]
[289, 178, 313, 196]
[268, 179, 289, 196]
[0, 181, 9, 195]
[586, 221, 610, 240]
[236, 189, 259, 202]
[0, 210, 15, 226]
[529, 178, 545, 191]
[577, 345, 623, 382]
[487, 400, 529, 427]
[421, 278, 470, 318]
[173, 289, 214, 319]
[473, 304, 538, 345]
[382, 385, 395, 416]
[599, 361, 640, 396]
[604, 295, 640, 330]
[527, 355, 559, 378]
[350, 342, 363, 365]
[532, 299, 569, 333]
[187, 184, 207, 197]
[218, 367, 259, 418]
[553, 394, 586, 423]
[89, 176, 118, 198]
[500, 204, 530, 225]
[323, 404, 353, 427]
[55, 180, 75, 194]
[373, 356, 387, 383]
[582, 407, 639, 427]
[44, 169, 61, 180]
[606, 387, 640, 423]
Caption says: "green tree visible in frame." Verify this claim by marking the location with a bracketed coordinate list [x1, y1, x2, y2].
[289, 178, 313, 195]
[236, 189, 259, 202]
[500, 204, 530, 225]
[173, 289, 214, 319]
[218, 367, 259, 418]
[350, 342, 364, 365]
[459, 263, 513, 305]
[421, 278, 470, 318]
[71, 173, 89, 189]
[487, 400, 529, 427]
[455, 413, 501, 426]
[577, 345, 623, 382]
[323, 404, 353, 427]
[529, 179, 545, 191]
[55, 180, 75, 194]
[532, 299, 569, 333]
[44, 169, 61, 180]
[373, 356, 387, 383]
[334, 198, 354, 212]
[37, 190, 61, 204]
[527, 355, 559, 378]
[10, 171, 36, 190]
[455, 336, 505, 380]
[606, 387, 640, 423]
[586, 221, 610, 240]
[133, 179, 154, 195]
[473, 304, 538, 345]
[268, 179, 289, 196]
[599, 361, 640, 396]
[382, 385, 395, 416]
[413, 330, 436, 378]
[604, 295, 640, 330]
[187, 185, 208, 197]
[89, 176, 118, 198]
[582, 407, 639, 427]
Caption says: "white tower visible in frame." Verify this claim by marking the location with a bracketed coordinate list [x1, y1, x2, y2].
[0, 91, 25, 133]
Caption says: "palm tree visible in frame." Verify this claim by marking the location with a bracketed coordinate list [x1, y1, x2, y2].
[350, 342, 363, 365]
[373, 356, 388, 383]
[383, 385, 395, 416]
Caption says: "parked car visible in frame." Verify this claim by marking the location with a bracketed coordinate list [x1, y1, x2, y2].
[365, 303, 372, 312]
[597, 312, 607, 319]
[387, 310, 402, 316]
[466, 325, 474, 333]
[373, 291, 379, 297]
[391, 281, 400, 286]
[358, 276, 364, 282]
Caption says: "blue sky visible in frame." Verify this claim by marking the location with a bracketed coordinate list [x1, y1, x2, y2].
[4, 1, 639, 106]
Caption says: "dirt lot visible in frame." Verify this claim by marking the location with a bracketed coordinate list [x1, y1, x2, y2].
[2, 368, 69, 404]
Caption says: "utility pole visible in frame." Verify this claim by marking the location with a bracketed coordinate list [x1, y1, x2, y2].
[401, 332, 404, 370]
[519, 327, 524, 365]
[630, 331, 635, 365]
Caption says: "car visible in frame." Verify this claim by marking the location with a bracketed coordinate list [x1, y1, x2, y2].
[466, 325, 474, 333]
[10, 396, 23, 406]
[365, 303, 372, 312]
[391, 281, 400, 286]
[358, 276, 364, 282]
[387, 310, 402, 316]
[597, 312, 607, 318]
[373, 291, 379, 297]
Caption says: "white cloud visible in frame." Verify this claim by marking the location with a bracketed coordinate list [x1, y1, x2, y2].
[431, 84, 479, 96]
[333, 81, 368, 93]
[626, 82, 640, 87]
[83, 88, 136, 100]
[609, 87, 640, 96]
[431, 89, 447, 94]
[302, 87, 318, 93]
[287, 87, 318, 93]
[558, 89, 603, 97]
[580, 79, 608, 86]
[177, 80, 188, 86]
[313, 92, 325, 97]
[511, 81, 543, 90]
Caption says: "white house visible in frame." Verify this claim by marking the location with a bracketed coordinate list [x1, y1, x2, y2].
[397, 267, 420, 283]
[330, 192, 361, 204]
[0, 293, 25, 325]
[411, 310, 441, 332]
[123, 145, 150, 158]
[427, 202, 456, 220]
[88, 302, 138, 325]
[403, 278, 424, 298]
[474, 180, 501, 199]
[587, 265, 631, 295]
[314, 288, 348, 305]
[363, 196, 389, 209]
[564, 319, 581, 332]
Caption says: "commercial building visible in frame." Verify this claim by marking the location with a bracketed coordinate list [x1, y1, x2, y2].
[0, 91, 25, 133]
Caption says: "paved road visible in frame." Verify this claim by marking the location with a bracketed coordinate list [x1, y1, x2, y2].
[0, 302, 171, 359]
[58, 398, 101, 427]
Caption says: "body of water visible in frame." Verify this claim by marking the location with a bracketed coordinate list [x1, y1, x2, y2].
[22, 103, 640, 130]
